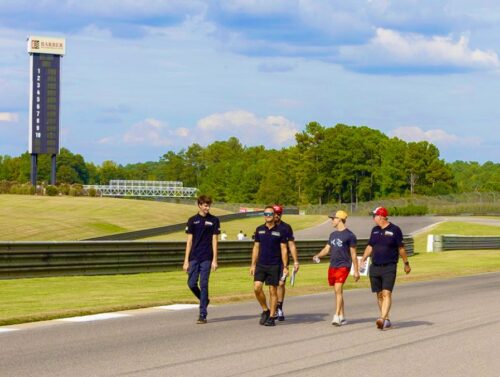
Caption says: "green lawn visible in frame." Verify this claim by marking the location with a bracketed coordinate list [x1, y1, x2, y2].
[413, 221, 500, 253]
[0, 195, 230, 241]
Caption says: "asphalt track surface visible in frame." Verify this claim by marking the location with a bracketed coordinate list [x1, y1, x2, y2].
[294, 215, 500, 239]
[1, 272, 499, 377]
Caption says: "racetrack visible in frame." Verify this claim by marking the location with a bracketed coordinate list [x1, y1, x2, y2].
[1, 272, 499, 377]
[294, 215, 445, 239]
[294, 215, 500, 239]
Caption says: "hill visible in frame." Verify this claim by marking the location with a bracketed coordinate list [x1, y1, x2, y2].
[0, 195, 230, 241]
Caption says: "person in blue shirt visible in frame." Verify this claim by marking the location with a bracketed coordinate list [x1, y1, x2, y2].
[312, 210, 359, 326]
[250, 206, 289, 327]
[360, 207, 411, 330]
[183, 195, 221, 324]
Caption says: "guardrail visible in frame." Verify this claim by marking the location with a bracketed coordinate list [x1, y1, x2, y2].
[85, 209, 299, 241]
[0, 237, 413, 279]
[428, 235, 500, 252]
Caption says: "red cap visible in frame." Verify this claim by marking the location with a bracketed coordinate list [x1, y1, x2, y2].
[272, 204, 283, 215]
[372, 207, 388, 217]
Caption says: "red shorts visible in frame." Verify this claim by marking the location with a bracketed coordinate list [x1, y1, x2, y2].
[328, 267, 350, 285]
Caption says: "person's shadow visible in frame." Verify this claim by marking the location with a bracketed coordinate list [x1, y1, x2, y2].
[208, 312, 330, 324]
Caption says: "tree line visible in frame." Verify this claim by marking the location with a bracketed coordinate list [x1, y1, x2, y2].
[0, 123, 498, 204]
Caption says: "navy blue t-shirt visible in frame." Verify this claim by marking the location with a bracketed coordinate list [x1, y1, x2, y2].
[328, 229, 357, 268]
[185, 213, 221, 262]
[254, 224, 286, 265]
[276, 221, 295, 243]
[368, 223, 404, 265]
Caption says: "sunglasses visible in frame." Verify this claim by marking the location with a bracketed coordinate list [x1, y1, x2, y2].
[263, 212, 274, 216]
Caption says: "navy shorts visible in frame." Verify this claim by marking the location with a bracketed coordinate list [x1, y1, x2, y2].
[254, 264, 281, 286]
[369, 263, 397, 292]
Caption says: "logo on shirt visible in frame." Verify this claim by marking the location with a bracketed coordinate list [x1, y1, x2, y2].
[384, 231, 394, 236]
[330, 238, 343, 247]
[271, 231, 281, 237]
[258, 230, 266, 234]
[205, 221, 213, 226]
[194, 221, 200, 224]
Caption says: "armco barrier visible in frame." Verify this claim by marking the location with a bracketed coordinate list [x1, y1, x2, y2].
[430, 235, 500, 252]
[0, 237, 413, 279]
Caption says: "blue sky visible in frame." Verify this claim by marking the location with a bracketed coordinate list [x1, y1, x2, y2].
[0, 0, 499, 164]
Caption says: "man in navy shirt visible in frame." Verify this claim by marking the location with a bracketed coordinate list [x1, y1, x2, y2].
[360, 207, 411, 330]
[183, 195, 220, 324]
[250, 206, 289, 327]
[313, 210, 359, 326]
[273, 204, 299, 321]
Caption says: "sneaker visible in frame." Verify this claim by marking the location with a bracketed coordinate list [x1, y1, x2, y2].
[264, 317, 276, 327]
[376, 318, 384, 329]
[277, 308, 285, 321]
[332, 314, 341, 326]
[382, 319, 392, 330]
[339, 317, 347, 326]
[259, 310, 270, 325]
[197, 316, 207, 324]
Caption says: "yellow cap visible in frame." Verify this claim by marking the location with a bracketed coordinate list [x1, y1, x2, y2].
[329, 210, 348, 220]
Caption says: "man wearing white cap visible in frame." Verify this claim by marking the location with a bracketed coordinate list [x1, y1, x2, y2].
[312, 210, 359, 326]
[361, 207, 411, 330]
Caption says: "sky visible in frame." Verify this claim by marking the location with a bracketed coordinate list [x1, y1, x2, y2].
[0, 0, 499, 165]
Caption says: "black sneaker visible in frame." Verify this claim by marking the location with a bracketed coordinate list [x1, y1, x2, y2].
[264, 317, 276, 327]
[259, 310, 270, 325]
[197, 316, 207, 324]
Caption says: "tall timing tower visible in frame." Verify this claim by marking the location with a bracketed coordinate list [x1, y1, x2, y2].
[27, 35, 65, 186]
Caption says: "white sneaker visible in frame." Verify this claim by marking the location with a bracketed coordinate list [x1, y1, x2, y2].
[339, 317, 347, 325]
[332, 314, 340, 326]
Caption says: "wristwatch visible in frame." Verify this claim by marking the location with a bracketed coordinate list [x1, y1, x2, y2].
[404, 261, 410, 266]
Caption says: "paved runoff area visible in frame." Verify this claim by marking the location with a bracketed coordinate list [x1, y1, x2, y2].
[1, 273, 499, 376]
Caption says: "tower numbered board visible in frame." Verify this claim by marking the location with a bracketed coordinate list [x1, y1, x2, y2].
[30, 53, 61, 154]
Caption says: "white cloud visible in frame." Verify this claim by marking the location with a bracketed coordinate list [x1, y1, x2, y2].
[338, 28, 499, 72]
[0, 112, 19, 122]
[391, 126, 481, 146]
[121, 118, 189, 147]
[197, 110, 298, 146]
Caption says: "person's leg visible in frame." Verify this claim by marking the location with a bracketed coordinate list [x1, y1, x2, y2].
[277, 282, 285, 309]
[254, 281, 268, 310]
[380, 289, 392, 320]
[187, 260, 201, 300]
[198, 260, 212, 319]
[334, 283, 344, 316]
[268, 285, 278, 318]
[376, 291, 383, 315]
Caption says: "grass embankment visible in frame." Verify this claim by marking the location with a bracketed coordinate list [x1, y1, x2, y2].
[0, 195, 230, 240]
[0, 220, 498, 326]
[146, 214, 328, 241]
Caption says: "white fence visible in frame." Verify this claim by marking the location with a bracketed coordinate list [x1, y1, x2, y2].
[83, 180, 197, 198]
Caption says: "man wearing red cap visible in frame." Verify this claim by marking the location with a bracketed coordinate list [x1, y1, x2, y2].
[273, 204, 299, 321]
[361, 207, 411, 330]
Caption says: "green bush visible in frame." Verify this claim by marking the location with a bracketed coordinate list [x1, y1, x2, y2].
[45, 185, 59, 196]
[88, 187, 97, 197]
[388, 204, 428, 216]
[9, 183, 35, 195]
[58, 183, 70, 195]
